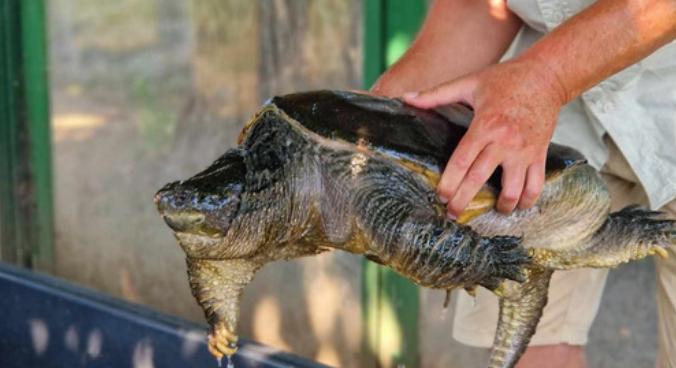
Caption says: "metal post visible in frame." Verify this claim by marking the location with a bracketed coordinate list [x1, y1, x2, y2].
[0, 0, 53, 271]
[0, 0, 23, 264]
[21, 0, 53, 271]
[362, 1, 427, 366]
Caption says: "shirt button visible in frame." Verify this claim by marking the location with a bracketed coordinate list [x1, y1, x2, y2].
[601, 101, 614, 113]
[584, 88, 602, 103]
[551, 10, 565, 23]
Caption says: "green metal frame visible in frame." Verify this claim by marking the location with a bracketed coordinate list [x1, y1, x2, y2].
[3, 0, 428, 360]
[0, 0, 53, 270]
[0, 0, 22, 264]
[362, 1, 427, 366]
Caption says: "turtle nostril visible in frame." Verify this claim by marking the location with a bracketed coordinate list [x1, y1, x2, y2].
[155, 190, 175, 214]
[153, 191, 165, 206]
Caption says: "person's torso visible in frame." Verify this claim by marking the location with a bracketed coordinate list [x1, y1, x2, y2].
[505, 0, 676, 209]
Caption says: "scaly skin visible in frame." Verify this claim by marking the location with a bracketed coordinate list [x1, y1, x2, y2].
[489, 267, 553, 368]
[158, 107, 530, 361]
[156, 96, 674, 367]
[186, 258, 260, 358]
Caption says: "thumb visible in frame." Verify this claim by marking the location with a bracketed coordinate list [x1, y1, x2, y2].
[402, 76, 476, 109]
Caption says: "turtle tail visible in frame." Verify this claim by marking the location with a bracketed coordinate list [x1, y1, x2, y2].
[531, 205, 674, 270]
[488, 267, 553, 368]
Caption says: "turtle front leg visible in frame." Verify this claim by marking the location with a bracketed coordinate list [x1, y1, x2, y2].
[186, 258, 260, 359]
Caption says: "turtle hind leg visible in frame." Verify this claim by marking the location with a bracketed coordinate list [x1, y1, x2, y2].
[488, 267, 553, 368]
[531, 205, 674, 270]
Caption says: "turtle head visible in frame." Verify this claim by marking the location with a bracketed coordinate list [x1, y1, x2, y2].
[155, 149, 245, 248]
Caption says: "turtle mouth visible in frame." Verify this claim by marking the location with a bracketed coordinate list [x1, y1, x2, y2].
[173, 232, 225, 258]
[161, 211, 224, 238]
[162, 212, 205, 232]
[174, 231, 222, 245]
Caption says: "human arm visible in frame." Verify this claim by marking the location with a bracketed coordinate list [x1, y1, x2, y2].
[370, 0, 523, 97]
[405, 0, 676, 217]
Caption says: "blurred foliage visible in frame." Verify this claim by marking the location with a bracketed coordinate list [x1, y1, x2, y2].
[48, 1, 363, 367]
[70, 0, 159, 51]
[132, 78, 177, 154]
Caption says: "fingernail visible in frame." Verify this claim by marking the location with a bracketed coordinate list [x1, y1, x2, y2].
[446, 212, 456, 221]
[402, 91, 419, 99]
[438, 195, 448, 204]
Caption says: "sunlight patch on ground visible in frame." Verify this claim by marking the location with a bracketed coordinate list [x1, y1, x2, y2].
[253, 295, 292, 352]
[53, 112, 107, 142]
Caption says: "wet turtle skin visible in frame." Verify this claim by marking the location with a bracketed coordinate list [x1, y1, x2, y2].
[155, 90, 674, 368]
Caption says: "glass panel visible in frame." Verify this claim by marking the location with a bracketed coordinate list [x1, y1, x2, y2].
[48, 1, 362, 366]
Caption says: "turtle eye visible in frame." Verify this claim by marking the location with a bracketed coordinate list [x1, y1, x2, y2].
[202, 191, 241, 233]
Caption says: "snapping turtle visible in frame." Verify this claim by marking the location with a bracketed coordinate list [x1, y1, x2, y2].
[155, 90, 673, 368]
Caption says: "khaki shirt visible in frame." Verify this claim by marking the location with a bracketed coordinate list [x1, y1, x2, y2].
[505, 0, 676, 209]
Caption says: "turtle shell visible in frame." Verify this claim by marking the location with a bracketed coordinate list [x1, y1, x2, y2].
[269, 90, 585, 190]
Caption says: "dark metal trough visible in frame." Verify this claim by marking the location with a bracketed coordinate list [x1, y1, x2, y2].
[0, 262, 330, 368]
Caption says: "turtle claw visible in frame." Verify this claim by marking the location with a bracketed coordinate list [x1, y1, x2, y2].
[208, 322, 239, 359]
[653, 246, 669, 259]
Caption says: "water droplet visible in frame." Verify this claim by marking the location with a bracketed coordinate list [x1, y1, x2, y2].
[226, 355, 235, 368]
[217, 356, 222, 367]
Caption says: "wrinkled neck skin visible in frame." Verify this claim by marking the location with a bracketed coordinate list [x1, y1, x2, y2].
[208, 165, 311, 262]
[217, 149, 325, 265]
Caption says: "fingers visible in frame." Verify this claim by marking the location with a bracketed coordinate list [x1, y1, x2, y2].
[446, 144, 501, 217]
[437, 130, 487, 205]
[403, 76, 476, 109]
[497, 161, 527, 214]
[518, 161, 545, 209]
[440, 143, 546, 217]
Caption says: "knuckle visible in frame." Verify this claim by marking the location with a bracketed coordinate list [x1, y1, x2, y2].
[466, 170, 486, 185]
[500, 191, 519, 203]
[498, 122, 520, 137]
[500, 132, 526, 150]
[533, 170, 546, 184]
[451, 154, 472, 170]
[523, 186, 541, 201]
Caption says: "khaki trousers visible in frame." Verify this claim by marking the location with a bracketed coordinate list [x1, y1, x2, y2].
[452, 137, 676, 367]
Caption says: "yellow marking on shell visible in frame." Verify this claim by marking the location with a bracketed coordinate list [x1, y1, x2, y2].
[396, 159, 442, 187]
[457, 187, 496, 225]
[237, 105, 280, 144]
[394, 158, 497, 224]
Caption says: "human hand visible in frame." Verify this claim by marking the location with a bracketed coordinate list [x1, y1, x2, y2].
[403, 58, 566, 218]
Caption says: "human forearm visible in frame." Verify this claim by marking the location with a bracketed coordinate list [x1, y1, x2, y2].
[518, 0, 676, 104]
[371, 0, 522, 97]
